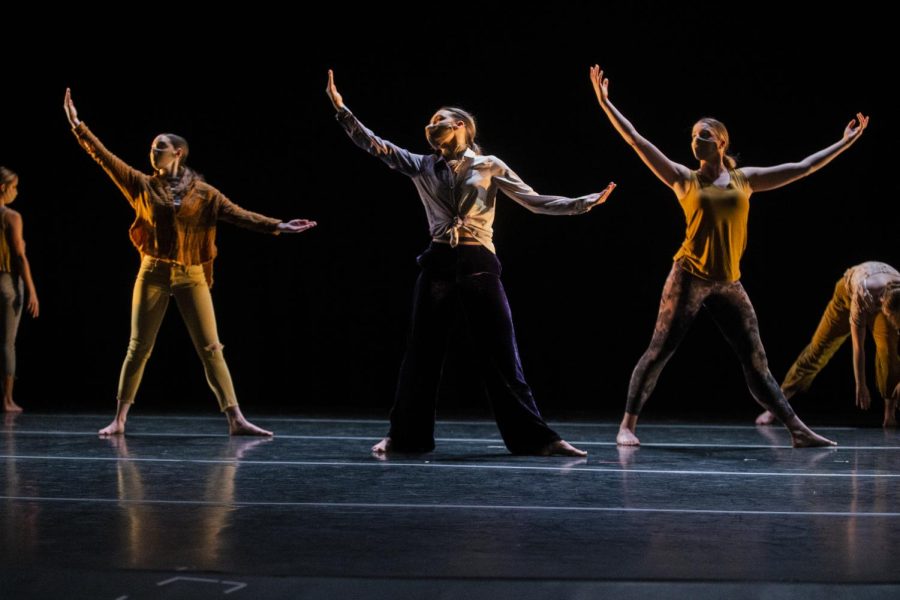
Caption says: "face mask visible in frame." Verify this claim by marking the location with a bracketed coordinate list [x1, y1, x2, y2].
[425, 123, 456, 149]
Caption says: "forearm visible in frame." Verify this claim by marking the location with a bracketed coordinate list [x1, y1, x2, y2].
[747, 136, 860, 191]
[71, 122, 141, 201]
[219, 198, 282, 233]
[783, 138, 857, 183]
[336, 108, 422, 174]
[599, 99, 643, 148]
[851, 328, 867, 387]
[799, 136, 858, 173]
[499, 183, 599, 215]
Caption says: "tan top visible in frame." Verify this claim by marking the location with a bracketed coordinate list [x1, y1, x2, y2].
[72, 122, 282, 286]
[843, 261, 900, 326]
[673, 169, 751, 282]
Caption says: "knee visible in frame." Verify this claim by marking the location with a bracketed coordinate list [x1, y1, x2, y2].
[642, 343, 675, 367]
[125, 338, 154, 361]
[747, 349, 769, 374]
[202, 341, 226, 360]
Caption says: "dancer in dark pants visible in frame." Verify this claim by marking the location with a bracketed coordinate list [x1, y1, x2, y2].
[589, 65, 868, 447]
[327, 70, 615, 455]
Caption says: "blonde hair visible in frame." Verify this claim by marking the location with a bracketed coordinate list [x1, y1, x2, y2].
[0, 166, 16, 185]
[0, 166, 16, 204]
[438, 106, 481, 155]
[696, 117, 737, 169]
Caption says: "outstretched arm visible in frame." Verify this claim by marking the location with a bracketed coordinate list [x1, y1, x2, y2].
[64, 88, 145, 206]
[590, 65, 691, 193]
[216, 192, 316, 235]
[741, 114, 869, 192]
[5, 211, 38, 318]
[327, 70, 426, 177]
[494, 159, 616, 215]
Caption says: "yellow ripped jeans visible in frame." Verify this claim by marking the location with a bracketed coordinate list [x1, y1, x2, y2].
[117, 256, 238, 411]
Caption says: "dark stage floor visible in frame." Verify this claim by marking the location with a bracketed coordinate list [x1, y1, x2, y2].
[2, 413, 899, 599]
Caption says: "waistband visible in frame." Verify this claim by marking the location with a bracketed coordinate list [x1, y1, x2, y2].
[431, 236, 481, 246]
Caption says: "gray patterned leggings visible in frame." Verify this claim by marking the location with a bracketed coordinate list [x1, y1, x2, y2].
[625, 260, 798, 422]
[0, 272, 23, 377]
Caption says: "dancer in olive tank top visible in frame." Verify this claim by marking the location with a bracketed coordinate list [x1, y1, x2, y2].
[589, 65, 868, 447]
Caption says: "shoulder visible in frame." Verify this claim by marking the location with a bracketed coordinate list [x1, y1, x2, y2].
[191, 179, 220, 198]
[731, 168, 749, 186]
[675, 170, 698, 197]
[1, 207, 22, 225]
[474, 154, 503, 170]
[731, 168, 754, 193]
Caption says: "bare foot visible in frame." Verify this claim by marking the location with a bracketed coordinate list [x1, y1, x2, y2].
[2, 400, 23, 413]
[790, 428, 836, 448]
[884, 416, 897, 428]
[99, 420, 126, 436]
[755, 410, 776, 425]
[539, 439, 588, 457]
[617, 427, 640, 446]
[229, 419, 273, 436]
[371, 437, 391, 454]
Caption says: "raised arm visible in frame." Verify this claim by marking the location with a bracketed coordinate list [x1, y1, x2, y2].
[590, 66, 691, 193]
[326, 70, 426, 177]
[741, 114, 869, 192]
[493, 158, 616, 215]
[64, 88, 145, 206]
[5, 210, 38, 318]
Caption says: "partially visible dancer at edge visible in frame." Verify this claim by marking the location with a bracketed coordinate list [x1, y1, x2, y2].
[0, 166, 39, 413]
[757, 261, 900, 428]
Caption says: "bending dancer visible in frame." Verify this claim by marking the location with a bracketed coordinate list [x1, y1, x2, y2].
[327, 70, 615, 456]
[0, 167, 39, 413]
[589, 65, 867, 447]
[64, 89, 316, 436]
[757, 261, 900, 428]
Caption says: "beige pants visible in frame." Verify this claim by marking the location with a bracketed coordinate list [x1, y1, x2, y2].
[117, 256, 238, 411]
[783, 278, 900, 400]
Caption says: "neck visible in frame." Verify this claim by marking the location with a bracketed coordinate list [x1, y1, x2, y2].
[698, 159, 726, 179]
[439, 138, 468, 160]
[160, 164, 183, 178]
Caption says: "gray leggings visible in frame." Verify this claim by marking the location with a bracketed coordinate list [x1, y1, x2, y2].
[626, 260, 798, 423]
[0, 272, 23, 377]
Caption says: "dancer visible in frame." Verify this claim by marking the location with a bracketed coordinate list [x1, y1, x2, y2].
[64, 89, 316, 436]
[757, 261, 900, 428]
[327, 70, 615, 456]
[0, 167, 39, 413]
[589, 65, 867, 447]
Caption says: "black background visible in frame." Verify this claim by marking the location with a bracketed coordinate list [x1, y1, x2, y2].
[2, 3, 893, 424]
